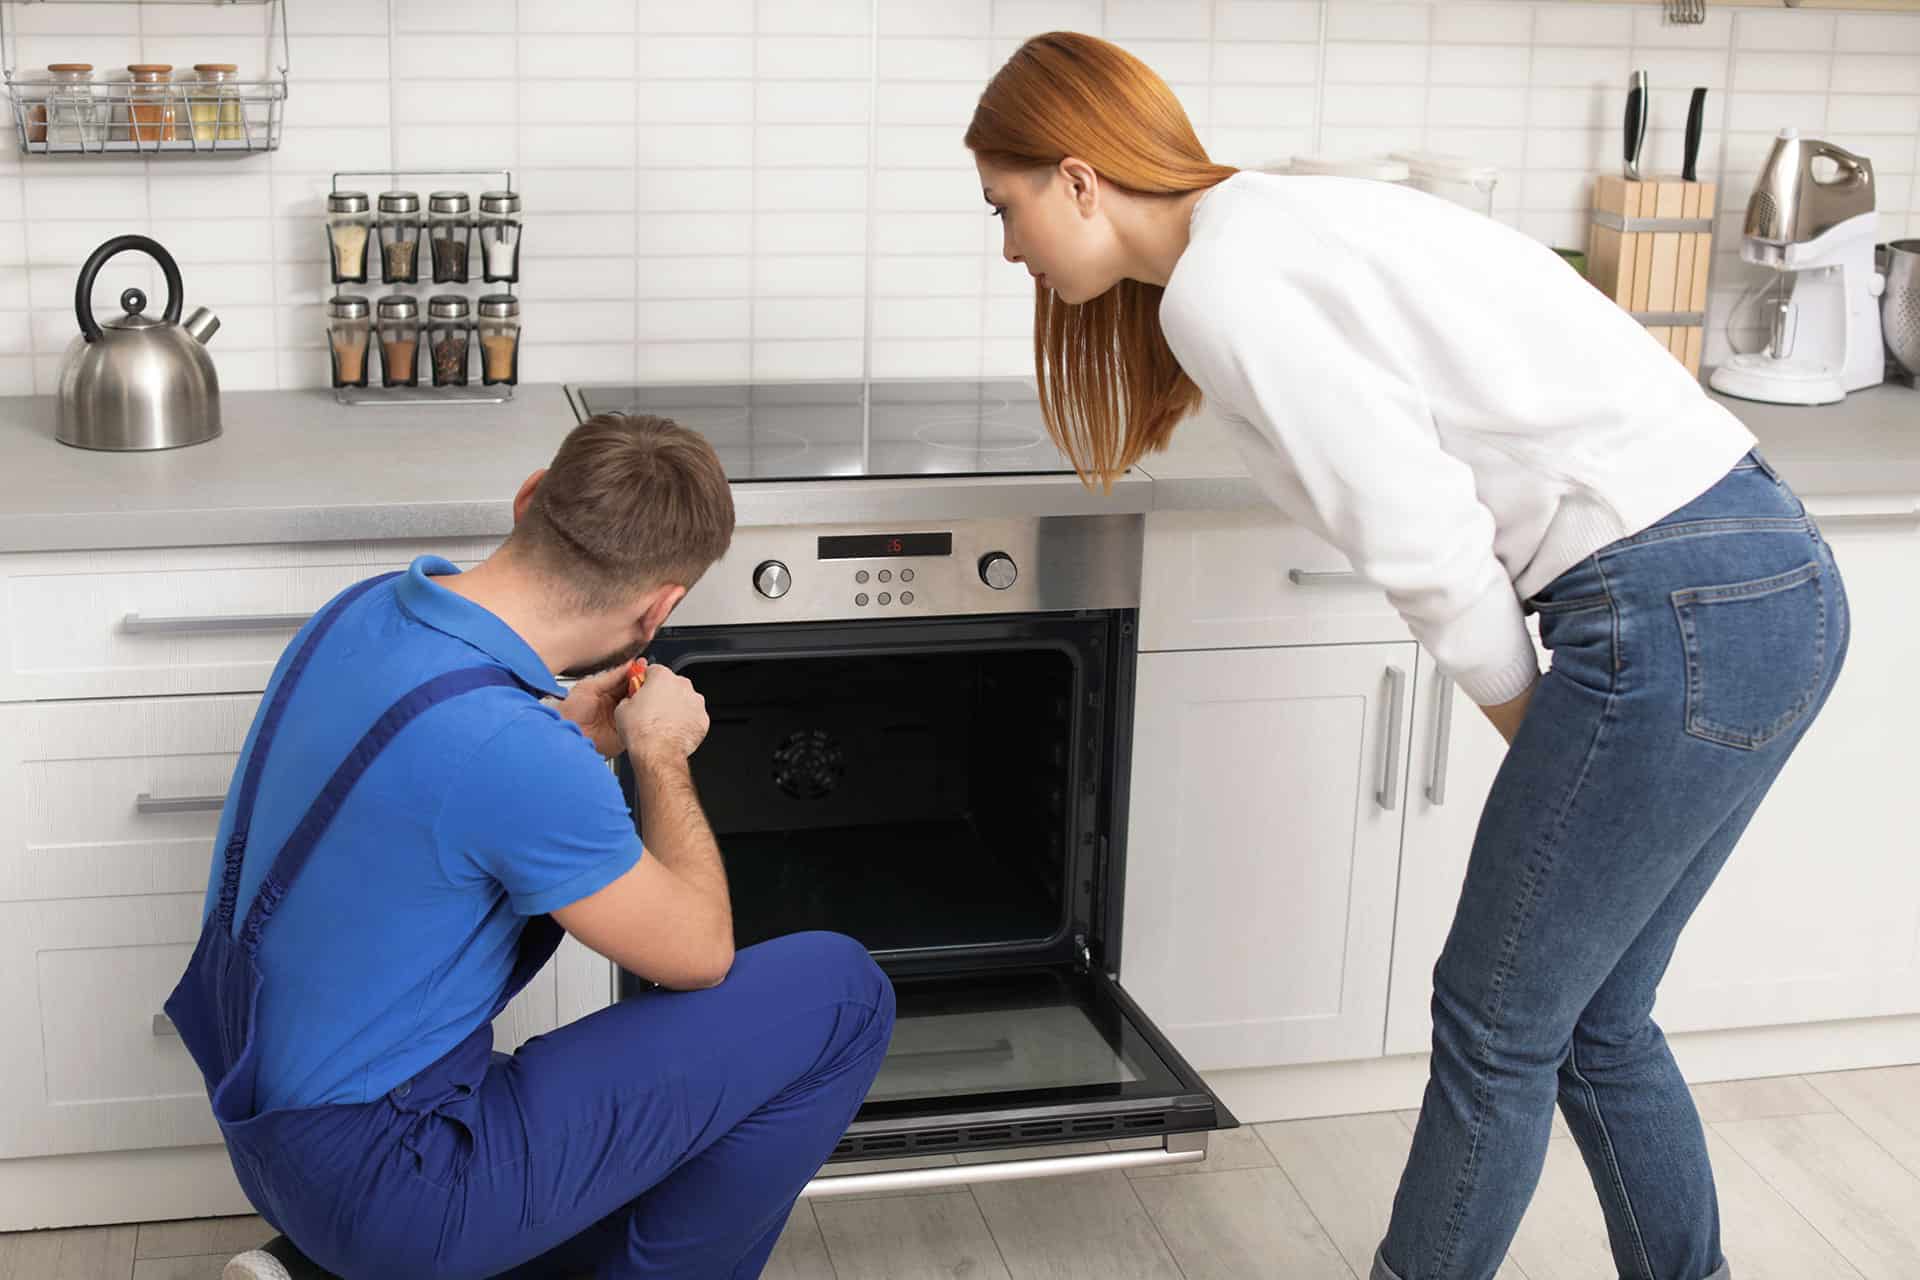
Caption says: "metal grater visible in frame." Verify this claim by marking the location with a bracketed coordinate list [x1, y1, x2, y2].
[1663, 0, 1706, 24]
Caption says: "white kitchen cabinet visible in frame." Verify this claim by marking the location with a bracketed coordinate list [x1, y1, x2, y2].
[1383, 650, 1515, 1057]
[1655, 517, 1920, 1031]
[1120, 642, 1418, 1070]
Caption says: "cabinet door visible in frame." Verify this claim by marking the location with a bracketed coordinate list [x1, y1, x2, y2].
[1120, 642, 1417, 1070]
[1384, 649, 1513, 1056]
[1655, 517, 1920, 1030]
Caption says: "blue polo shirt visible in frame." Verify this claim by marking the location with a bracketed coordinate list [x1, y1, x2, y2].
[202, 556, 643, 1112]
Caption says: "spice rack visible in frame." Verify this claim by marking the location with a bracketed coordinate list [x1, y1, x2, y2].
[328, 168, 521, 408]
[0, 0, 289, 157]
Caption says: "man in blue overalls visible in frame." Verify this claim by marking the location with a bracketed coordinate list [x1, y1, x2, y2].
[165, 413, 896, 1280]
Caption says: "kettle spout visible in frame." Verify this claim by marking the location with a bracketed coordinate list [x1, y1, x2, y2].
[183, 306, 220, 345]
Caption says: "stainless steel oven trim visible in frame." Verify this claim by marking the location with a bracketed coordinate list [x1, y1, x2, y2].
[801, 1131, 1208, 1198]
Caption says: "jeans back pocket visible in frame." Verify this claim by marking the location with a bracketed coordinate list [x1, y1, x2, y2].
[1671, 560, 1827, 750]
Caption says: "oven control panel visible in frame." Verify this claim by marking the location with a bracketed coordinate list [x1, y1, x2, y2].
[670, 516, 1142, 627]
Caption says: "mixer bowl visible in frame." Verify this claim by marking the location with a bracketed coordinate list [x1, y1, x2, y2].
[1883, 239, 1920, 377]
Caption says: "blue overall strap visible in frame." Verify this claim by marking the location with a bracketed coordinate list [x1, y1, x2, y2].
[234, 665, 526, 955]
[214, 574, 400, 932]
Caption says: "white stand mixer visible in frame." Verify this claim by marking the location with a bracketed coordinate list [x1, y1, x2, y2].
[1710, 130, 1886, 406]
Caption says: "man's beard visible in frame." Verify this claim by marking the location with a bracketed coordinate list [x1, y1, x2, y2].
[559, 642, 648, 682]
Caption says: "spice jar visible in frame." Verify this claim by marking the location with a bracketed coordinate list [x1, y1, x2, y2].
[45, 65, 102, 149]
[127, 64, 177, 145]
[427, 191, 472, 284]
[326, 191, 372, 284]
[477, 190, 522, 284]
[376, 191, 423, 285]
[477, 294, 520, 386]
[428, 295, 472, 387]
[19, 69, 50, 145]
[327, 295, 372, 389]
[188, 63, 245, 145]
[376, 294, 421, 388]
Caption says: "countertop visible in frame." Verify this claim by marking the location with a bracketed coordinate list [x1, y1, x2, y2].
[0, 381, 1913, 555]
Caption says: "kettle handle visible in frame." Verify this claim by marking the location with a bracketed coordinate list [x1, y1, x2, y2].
[76, 235, 184, 345]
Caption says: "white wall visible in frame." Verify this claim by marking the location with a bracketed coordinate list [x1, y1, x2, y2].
[0, 0, 1916, 397]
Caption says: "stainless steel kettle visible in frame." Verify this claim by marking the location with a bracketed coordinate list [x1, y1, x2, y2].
[56, 235, 222, 451]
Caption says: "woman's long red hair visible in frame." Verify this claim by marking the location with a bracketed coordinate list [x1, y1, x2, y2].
[965, 32, 1236, 488]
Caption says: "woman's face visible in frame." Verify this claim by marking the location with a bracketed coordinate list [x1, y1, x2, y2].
[975, 156, 1118, 305]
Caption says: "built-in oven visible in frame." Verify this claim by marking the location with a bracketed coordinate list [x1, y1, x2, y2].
[614, 512, 1234, 1194]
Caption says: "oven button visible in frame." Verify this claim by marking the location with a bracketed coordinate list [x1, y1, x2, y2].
[855, 592, 869, 607]
[900, 591, 914, 605]
[754, 560, 792, 599]
[900, 569, 914, 583]
[854, 570, 869, 584]
[878, 592, 892, 606]
[979, 552, 1018, 591]
[878, 570, 892, 583]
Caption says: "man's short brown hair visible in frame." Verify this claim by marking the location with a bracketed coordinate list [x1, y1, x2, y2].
[509, 413, 734, 612]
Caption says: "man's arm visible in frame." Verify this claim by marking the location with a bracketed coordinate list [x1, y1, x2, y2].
[552, 667, 735, 990]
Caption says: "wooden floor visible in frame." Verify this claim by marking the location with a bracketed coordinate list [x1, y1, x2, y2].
[5, 1066, 1916, 1279]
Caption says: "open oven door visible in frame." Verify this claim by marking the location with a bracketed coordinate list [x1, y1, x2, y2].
[801, 962, 1236, 1196]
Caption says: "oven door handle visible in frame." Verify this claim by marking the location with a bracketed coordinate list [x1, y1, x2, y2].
[800, 1131, 1208, 1198]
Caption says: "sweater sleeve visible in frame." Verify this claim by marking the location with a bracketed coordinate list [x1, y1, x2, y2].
[1161, 260, 1540, 707]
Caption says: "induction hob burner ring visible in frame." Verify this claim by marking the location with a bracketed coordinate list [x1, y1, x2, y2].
[773, 728, 845, 800]
[910, 400, 1049, 453]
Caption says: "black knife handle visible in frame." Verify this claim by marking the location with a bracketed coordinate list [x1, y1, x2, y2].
[1624, 74, 1648, 178]
[1683, 87, 1707, 182]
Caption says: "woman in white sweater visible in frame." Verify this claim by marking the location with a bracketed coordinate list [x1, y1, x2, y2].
[968, 33, 1849, 1280]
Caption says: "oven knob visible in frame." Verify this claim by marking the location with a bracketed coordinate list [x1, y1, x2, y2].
[753, 560, 792, 599]
[979, 552, 1018, 591]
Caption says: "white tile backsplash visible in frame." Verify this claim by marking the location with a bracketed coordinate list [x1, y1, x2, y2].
[2, 0, 1913, 395]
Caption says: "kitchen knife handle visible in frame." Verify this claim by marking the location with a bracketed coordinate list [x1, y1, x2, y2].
[1625, 71, 1649, 180]
[1683, 87, 1707, 182]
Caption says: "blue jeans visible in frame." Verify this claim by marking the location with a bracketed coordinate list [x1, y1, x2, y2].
[1374, 452, 1849, 1280]
[248, 931, 894, 1279]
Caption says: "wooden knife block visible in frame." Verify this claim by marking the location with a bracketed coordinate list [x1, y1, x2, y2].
[1588, 176, 1717, 376]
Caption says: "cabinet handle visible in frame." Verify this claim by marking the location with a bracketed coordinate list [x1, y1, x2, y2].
[1288, 569, 1362, 587]
[153, 1013, 176, 1037]
[1427, 676, 1455, 806]
[122, 611, 311, 635]
[137, 792, 227, 815]
[1377, 665, 1407, 811]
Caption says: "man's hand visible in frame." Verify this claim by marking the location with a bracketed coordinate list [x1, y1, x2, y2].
[1480, 678, 1538, 746]
[554, 663, 637, 757]
[615, 663, 710, 764]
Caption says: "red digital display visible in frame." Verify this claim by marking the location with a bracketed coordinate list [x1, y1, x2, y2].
[818, 533, 953, 560]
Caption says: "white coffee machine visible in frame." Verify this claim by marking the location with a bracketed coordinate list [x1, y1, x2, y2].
[1710, 130, 1885, 406]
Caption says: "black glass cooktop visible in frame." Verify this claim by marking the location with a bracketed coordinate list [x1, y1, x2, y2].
[563, 379, 1078, 482]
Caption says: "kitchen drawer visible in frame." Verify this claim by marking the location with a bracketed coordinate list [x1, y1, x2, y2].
[0, 693, 260, 904]
[0, 891, 219, 1160]
[0, 537, 498, 702]
[1139, 510, 1410, 653]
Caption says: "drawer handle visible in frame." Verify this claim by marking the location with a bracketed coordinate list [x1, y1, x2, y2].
[137, 792, 227, 815]
[802, 1132, 1207, 1198]
[122, 611, 312, 635]
[1377, 666, 1407, 811]
[153, 1013, 176, 1037]
[1288, 569, 1362, 587]
[1427, 676, 1455, 807]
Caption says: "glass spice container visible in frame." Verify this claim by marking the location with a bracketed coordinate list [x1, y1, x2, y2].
[376, 190, 423, 285]
[326, 191, 372, 284]
[477, 294, 520, 387]
[427, 191, 472, 284]
[19, 69, 51, 145]
[189, 63, 245, 144]
[127, 64, 177, 145]
[45, 64, 103, 149]
[326, 295, 372, 389]
[428, 295, 472, 387]
[376, 294, 421, 388]
[477, 190, 522, 284]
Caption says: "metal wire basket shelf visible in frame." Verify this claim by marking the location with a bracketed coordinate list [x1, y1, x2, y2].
[1, 0, 288, 157]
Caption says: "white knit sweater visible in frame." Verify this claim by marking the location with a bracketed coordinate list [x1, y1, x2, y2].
[1159, 171, 1756, 706]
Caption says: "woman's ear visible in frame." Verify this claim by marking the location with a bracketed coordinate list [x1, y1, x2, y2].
[1060, 156, 1100, 215]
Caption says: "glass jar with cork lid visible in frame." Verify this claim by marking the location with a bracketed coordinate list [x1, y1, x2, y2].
[477, 294, 520, 386]
[188, 64, 245, 144]
[377, 190, 423, 285]
[327, 295, 372, 389]
[376, 294, 421, 387]
[327, 191, 372, 284]
[428, 191, 472, 284]
[126, 64, 177, 145]
[45, 64, 103, 149]
[428, 295, 472, 387]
